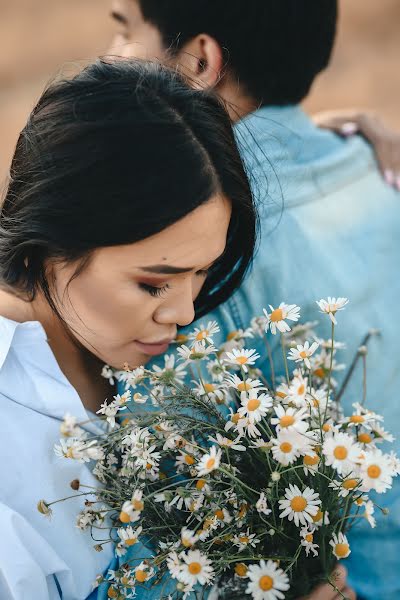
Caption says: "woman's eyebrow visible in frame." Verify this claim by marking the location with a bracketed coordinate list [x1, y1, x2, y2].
[110, 10, 129, 26]
[139, 265, 194, 275]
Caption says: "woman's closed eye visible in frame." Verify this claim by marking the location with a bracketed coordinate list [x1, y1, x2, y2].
[138, 270, 209, 298]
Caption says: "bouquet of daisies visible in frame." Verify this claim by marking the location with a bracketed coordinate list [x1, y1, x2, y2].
[40, 298, 399, 600]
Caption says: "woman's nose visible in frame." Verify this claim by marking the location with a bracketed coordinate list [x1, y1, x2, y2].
[154, 287, 195, 328]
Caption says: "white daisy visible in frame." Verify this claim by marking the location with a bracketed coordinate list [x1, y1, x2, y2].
[117, 525, 143, 547]
[287, 373, 308, 406]
[271, 430, 314, 466]
[271, 405, 309, 433]
[177, 341, 217, 365]
[279, 484, 321, 527]
[329, 477, 361, 498]
[310, 509, 330, 529]
[363, 500, 376, 528]
[302, 452, 320, 476]
[208, 432, 246, 452]
[316, 297, 349, 325]
[178, 550, 214, 586]
[323, 432, 363, 476]
[134, 561, 154, 584]
[287, 341, 319, 370]
[224, 348, 261, 373]
[238, 390, 273, 423]
[300, 527, 319, 557]
[206, 359, 228, 382]
[246, 559, 290, 600]
[189, 320, 220, 343]
[197, 446, 222, 476]
[180, 527, 200, 548]
[250, 315, 269, 337]
[256, 492, 272, 516]
[329, 532, 351, 559]
[193, 380, 227, 404]
[119, 490, 144, 524]
[151, 354, 187, 387]
[263, 303, 301, 335]
[233, 529, 260, 552]
[359, 449, 394, 493]
[225, 373, 265, 397]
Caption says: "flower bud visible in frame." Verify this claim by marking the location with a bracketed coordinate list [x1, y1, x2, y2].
[70, 479, 80, 491]
[37, 499, 52, 517]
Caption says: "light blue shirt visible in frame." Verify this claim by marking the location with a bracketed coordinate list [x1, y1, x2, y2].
[113, 106, 400, 600]
[0, 316, 113, 599]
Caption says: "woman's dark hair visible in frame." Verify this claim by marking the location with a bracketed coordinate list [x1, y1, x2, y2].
[0, 58, 256, 319]
[138, 0, 338, 106]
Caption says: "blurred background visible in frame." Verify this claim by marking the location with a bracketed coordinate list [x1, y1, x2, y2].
[0, 0, 399, 181]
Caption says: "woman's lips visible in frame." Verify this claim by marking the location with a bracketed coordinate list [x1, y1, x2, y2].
[134, 339, 173, 356]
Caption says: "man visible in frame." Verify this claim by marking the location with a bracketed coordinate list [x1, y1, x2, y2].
[109, 2, 400, 598]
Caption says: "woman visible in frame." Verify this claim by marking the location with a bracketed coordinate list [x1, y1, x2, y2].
[0, 57, 255, 600]
[0, 58, 354, 600]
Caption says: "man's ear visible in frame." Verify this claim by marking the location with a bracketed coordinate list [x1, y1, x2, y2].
[176, 34, 224, 89]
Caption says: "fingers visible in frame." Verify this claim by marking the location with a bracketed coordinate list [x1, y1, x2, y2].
[313, 109, 400, 190]
[297, 564, 349, 600]
[336, 586, 356, 600]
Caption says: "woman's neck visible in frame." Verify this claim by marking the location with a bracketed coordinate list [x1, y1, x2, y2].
[0, 289, 113, 412]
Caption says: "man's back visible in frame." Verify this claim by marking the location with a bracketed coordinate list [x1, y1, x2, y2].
[208, 105, 400, 600]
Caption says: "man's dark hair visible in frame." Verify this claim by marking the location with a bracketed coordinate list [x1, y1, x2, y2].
[139, 0, 338, 106]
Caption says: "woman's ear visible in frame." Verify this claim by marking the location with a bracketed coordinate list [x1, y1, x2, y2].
[176, 34, 224, 90]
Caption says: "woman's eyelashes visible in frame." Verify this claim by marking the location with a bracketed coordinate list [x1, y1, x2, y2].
[138, 270, 209, 298]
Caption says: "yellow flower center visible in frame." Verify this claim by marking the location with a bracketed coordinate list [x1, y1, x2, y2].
[280, 415, 295, 427]
[290, 496, 307, 512]
[119, 511, 131, 523]
[126, 537, 137, 546]
[300, 350, 308, 358]
[133, 499, 144, 511]
[313, 398, 319, 408]
[108, 587, 118, 598]
[280, 442, 293, 453]
[358, 433, 372, 444]
[196, 479, 206, 490]
[185, 454, 196, 465]
[175, 334, 188, 343]
[232, 412, 241, 423]
[188, 562, 202, 575]
[367, 464, 382, 479]
[350, 415, 365, 424]
[305, 533, 314, 543]
[238, 382, 251, 392]
[248, 399, 261, 411]
[322, 423, 331, 432]
[276, 390, 287, 399]
[121, 576, 131, 586]
[335, 543, 350, 558]
[270, 308, 284, 322]
[196, 330, 208, 341]
[215, 509, 225, 520]
[259, 575, 274, 591]
[206, 457, 216, 470]
[312, 509, 323, 523]
[235, 563, 248, 577]
[304, 454, 319, 466]
[314, 367, 325, 379]
[203, 383, 215, 393]
[333, 445, 348, 460]
[297, 384, 305, 395]
[236, 356, 249, 365]
[135, 570, 148, 582]
[239, 536, 249, 544]
[238, 503, 248, 518]
[342, 478, 358, 490]
[227, 331, 238, 341]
